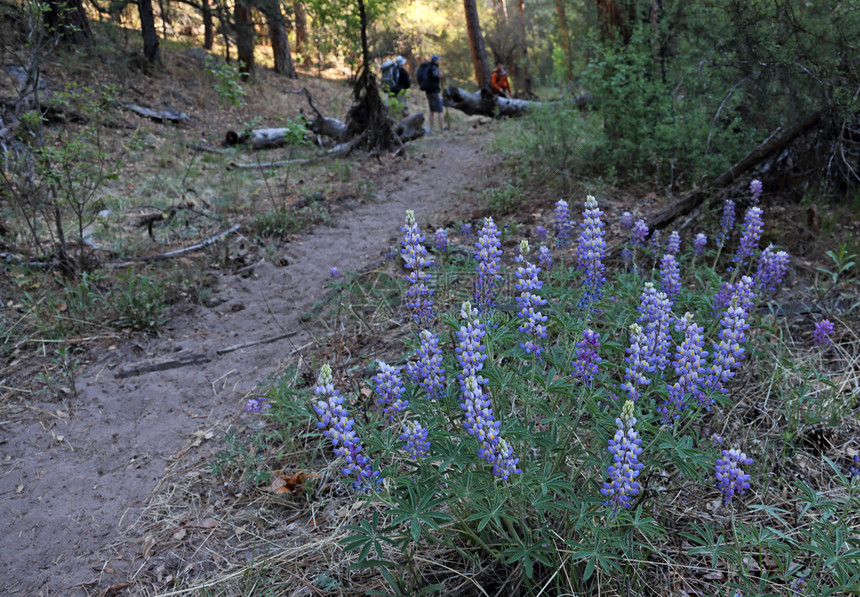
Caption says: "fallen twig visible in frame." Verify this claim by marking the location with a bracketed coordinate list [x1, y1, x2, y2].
[111, 224, 241, 267]
[216, 330, 302, 355]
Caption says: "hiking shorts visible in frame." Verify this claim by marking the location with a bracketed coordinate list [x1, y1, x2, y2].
[426, 92, 443, 113]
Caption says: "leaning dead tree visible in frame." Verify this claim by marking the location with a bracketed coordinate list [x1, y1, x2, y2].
[648, 109, 826, 230]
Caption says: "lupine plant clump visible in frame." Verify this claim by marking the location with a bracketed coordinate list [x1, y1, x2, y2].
[258, 197, 859, 596]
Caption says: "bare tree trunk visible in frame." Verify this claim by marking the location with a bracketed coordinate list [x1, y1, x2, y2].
[555, 0, 572, 84]
[259, 1, 296, 77]
[138, 0, 162, 65]
[202, 0, 214, 49]
[596, 0, 632, 43]
[464, 0, 491, 89]
[235, 0, 255, 79]
[44, 0, 93, 45]
[515, 0, 533, 97]
[293, 1, 307, 62]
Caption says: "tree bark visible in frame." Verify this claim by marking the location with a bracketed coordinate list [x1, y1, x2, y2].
[293, 1, 307, 62]
[202, 0, 214, 49]
[595, 0, 632, 44]
[234, 0, 255, 79]
[555, 0, 572, 84]
[464, 0, 491, 89]
[138, 0, 162, 65]
[258, 0, 296, 77]
[514, 0, 533, 97]
[443, 86, 537, 117]
[44, 0, 93, 45]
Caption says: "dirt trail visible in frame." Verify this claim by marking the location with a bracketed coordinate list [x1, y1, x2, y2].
[0, 133, 494, 596]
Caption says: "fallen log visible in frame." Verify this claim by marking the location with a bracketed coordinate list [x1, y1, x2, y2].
[395, 112, 425, 142]
[124, 103, 190, 124]
[442, 86, 538, 117]
[224, 127, 308, 149]
[647, 109, 825, 230]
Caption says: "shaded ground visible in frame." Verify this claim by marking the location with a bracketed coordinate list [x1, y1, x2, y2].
[0, 132, 496, 596]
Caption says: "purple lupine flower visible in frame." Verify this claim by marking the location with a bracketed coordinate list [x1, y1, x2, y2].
[706, 295, 751, 398]
[576, 195, 607, 305]
[711, 433, 724, 446]
[755, 245, 789, 295]
[693, 233, 707, 256]
[659, 253, 681, 297]
[406, 329, 446, 401]
[514, 241, 549, 356]
[554, 199, 571, 245]
[601, 401, 644, 516]
[631, 219, 648, 246]
[712, 276, 755, 318]
[244, 396, 270, 413]
[620, 211, 633, 230]
[621, 247, 633, 271]
[733, 206, 764, 266]
[848, 454, 860, 479]
[666, 231, 681, 256]
[717, 199, 736, 247]
[372, 361, 407, 418]
[749, 179, 763, 204]
[789, 577, 807, 595]
[621, 323, 655, 402]
[456, 304, 521, 480]
[572, 329, 601, 383]
[434, 228, 448, 252]
[535, 225, 547, 240]
[648, 229, 662, 252]
[330, 267, 341, 278]
[401, 210, 435, 326]
[474, 217, 503, 313]
[813, 319, 835, 345]
[661, 312, 709, 422]
[399, 420, 430, 459]
[715, 448, 752, 505]
[637, 282, 674, 371]
[313, 364, 381, 491]
[461, 222, 472, 238]
[537, 244, 553, 270]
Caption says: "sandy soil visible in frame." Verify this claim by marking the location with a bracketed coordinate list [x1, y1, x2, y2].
[0, 131, 496, 596]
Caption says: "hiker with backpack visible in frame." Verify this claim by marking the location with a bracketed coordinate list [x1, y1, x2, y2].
[491, 62, 512, 98]
[381, 56, 411, 115]
[416, 54, 443, 132]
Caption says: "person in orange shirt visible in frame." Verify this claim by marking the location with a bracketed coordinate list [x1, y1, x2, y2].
[490, 62, 512, 97]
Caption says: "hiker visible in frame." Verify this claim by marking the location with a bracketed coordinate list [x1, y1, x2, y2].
[389, 56, 411, 115]
[490, 62, 511, 98]
[418, 54, 444, 132]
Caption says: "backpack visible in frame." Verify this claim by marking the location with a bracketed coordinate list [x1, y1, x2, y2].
[416, 61, 432, 91]
[380, 60, 399, 92]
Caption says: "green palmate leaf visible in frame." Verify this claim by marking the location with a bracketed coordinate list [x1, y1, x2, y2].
[501, 536, 554, 579]
[341, 512, 399, 565]
[390, 486, 452, 544]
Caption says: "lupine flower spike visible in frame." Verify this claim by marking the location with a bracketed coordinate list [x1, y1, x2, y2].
[434, 228, 448, 252]
[620, 211, 633, 230]
[535, 225, 547, 240]
[707, 285, 753, 400]
[755, 245, 789, 295]
[455, 302, 521, 480]
[661, 312, 708, 421]
[749, 179, 763, 204]
[474, 217, 503, 314]
[313, 364, 381, 491]
[401, 210, 435, 326]
[537, 245, 553, 270]
[372, 361, 407, 418]
[400, 420, 430, 459]
[693, 233, 707, 256]
[245, 396, 270, 413]
[631, 219, 648, 246]
[659, 253, 681, 297]
[733, 206, 764, 267]
[637, 282, 674, 371]
[621, 323, 655, 402]
[666, 231, 681, 256]
[514, 241, 549, 356]
[717, 199, 736, 247]
[601, 401, 644, 516]
[715, 448, 752, 505]
[406, 329, 446, 401]
[572, 329, 601, 384]
[813, 319, 835, 345]
[576, 195, 607, 306]
[554, 199, 571, 246]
